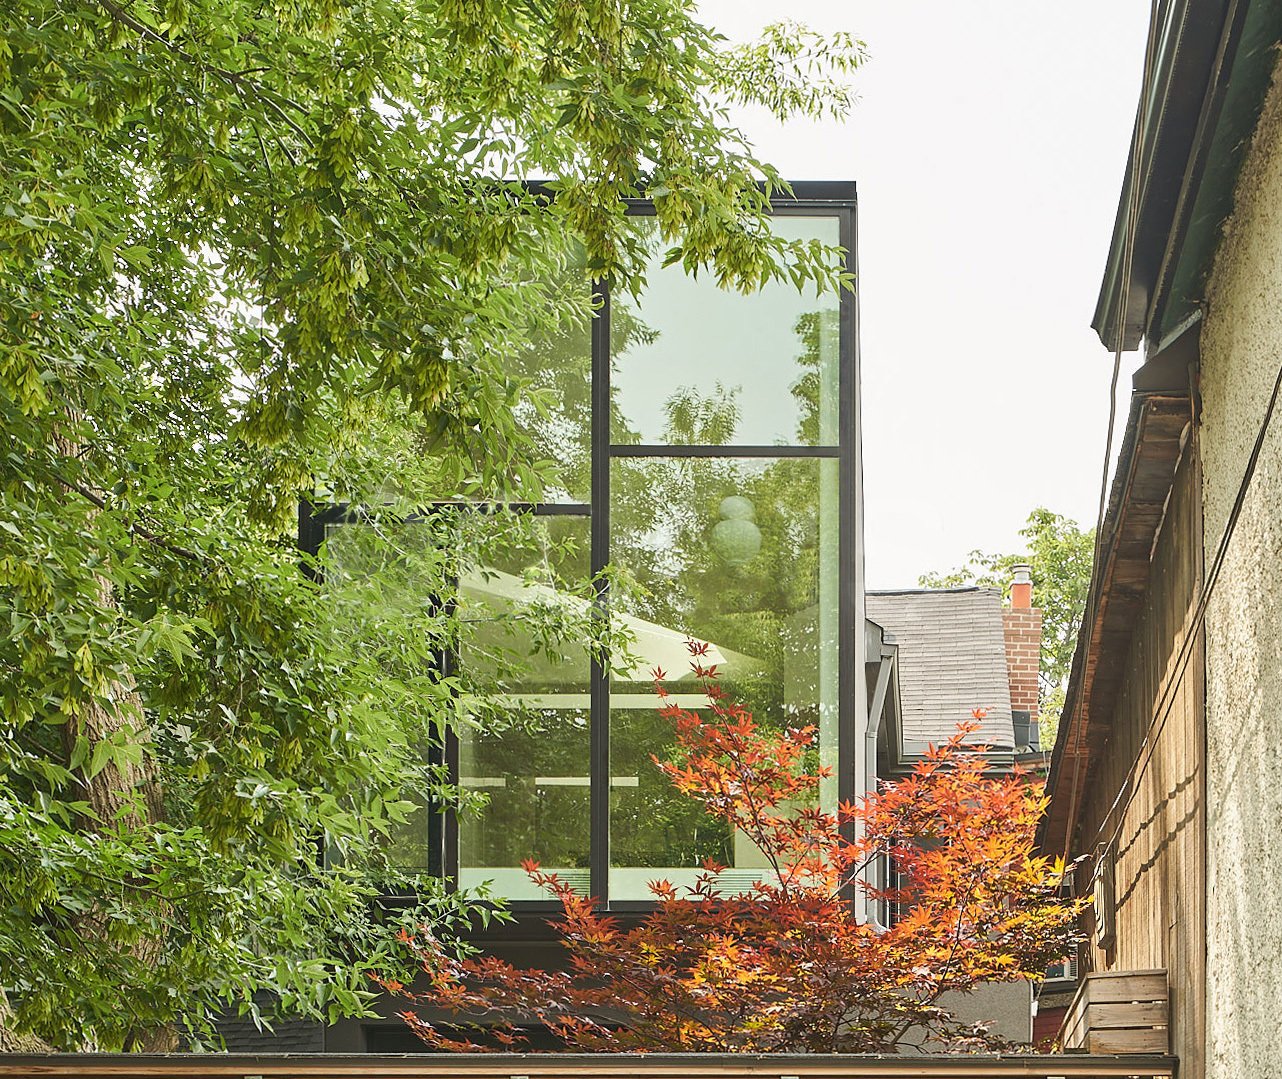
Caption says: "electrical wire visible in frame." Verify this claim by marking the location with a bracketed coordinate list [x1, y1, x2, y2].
[1034, 4, 1161, 1024]
[1091, 358, 1282, 858]
[1057, 0, 1162, 870]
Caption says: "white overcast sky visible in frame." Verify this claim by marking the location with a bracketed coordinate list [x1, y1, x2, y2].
[697, 1, 1151, 589]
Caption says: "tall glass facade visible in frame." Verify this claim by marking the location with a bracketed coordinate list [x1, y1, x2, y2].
[307, 190, 860, 908]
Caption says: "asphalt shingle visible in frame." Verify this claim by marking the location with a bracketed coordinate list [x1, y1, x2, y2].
[866, 587, 1016, 751]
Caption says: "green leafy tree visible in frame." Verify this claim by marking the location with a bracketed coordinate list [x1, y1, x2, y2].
[918, 509, 1095, 745]
[0, 0, 863, 1051]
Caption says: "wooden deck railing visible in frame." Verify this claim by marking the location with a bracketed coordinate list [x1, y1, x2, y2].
[0, 1052, 1176, 1078]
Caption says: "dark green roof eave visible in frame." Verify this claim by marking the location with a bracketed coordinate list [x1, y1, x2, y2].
[1153, 1, 1282, 343]
[1092, 0, 1282, 354]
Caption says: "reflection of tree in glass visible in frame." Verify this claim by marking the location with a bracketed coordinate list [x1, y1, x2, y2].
[323, 508, 613, 874]
[457, 710, 592, 871]
[503, 258, 656, 502]
[610, 309, 839, 880]
[453, 511, 598, 878]
[790, 309, 839, 445]
[660, 383, 741, 446]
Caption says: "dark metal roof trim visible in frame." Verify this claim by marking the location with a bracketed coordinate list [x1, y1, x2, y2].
[1092, 0, 1235, 353]
[1132, 313, 1201, 392]
[1151, 0, 1282, 343]
[0, 1053, 1179, 1078]
[1091, 0, 1282, 353]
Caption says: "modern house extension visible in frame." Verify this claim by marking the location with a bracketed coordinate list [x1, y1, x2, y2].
[286, 185, 865, 1053]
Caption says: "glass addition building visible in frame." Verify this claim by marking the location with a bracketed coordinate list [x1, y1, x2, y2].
[304, 183, 865, 913]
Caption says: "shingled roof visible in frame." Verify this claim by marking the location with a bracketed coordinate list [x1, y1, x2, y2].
[866, 588, 1016, 753]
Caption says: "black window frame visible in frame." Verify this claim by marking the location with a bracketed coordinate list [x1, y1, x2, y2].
[300, 183, 861, 912]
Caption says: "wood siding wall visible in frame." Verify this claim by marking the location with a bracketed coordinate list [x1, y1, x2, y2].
[1076, 443, 1205, 1078]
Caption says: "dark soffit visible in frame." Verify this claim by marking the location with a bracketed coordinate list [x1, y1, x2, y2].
[1092, 0, 1282, 354]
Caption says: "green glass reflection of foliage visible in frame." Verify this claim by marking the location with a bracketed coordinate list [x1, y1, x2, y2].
[327, 276, 842, 889]
[606, 298, 842, 883]
[458, 711, 591, 871]
[501, 249, 658, 500]
[662, 384, 742, 446]
[455, 513, 597, 882]
[323, 514, 468, 871]
[324, 510, 615, 878]
[610, 452, 837, 879]
[612, 709, 734, 871]
[610, 215, 843, 448]
[499, 254, 595, 504]
[791, 308, 841, 446]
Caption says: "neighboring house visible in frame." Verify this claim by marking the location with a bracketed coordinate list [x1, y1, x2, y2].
[1041, 4, 1282, 1078]
[867, 580, 1043, 775]
[866, 578, 1045, 1045]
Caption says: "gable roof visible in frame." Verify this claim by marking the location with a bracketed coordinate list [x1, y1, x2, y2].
[865, 588, 1016, 753]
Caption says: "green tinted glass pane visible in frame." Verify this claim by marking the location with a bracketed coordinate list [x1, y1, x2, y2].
[457, 708, 591, 898]
[611, 216, 841, 446]
[321, 519, 448, 870]
[457, 515, 593, 898]
[608, 457, 840, 899]
[509, 264, 593, 502]
[323, 518, 446, 596]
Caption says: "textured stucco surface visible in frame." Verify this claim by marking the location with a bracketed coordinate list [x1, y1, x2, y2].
[942, 982, 1031, 1046]
[1199, 52, 1282, 1079]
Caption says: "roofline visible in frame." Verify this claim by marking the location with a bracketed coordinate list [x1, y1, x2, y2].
[520, 179, 858, 209]
[1092, 0, 1282, 353]
[1039, 390, 1194, 855]
[0, 1053, 1179, 1078]
[866, 586, 993, 596]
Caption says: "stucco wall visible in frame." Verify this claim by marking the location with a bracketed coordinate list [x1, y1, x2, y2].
[1198, 51, 1282, 1079]
[942, 982, 1031, 1046]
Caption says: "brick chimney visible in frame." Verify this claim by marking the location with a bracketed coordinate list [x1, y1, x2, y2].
[1003, 564, 1042, 747]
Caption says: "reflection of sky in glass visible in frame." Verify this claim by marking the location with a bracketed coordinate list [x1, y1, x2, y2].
[613, 216, 841, 446]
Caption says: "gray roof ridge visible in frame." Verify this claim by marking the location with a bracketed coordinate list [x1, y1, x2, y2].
[866, 585, 998, 596]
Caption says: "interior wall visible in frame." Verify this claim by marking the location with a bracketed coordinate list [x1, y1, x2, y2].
[1198, 51, 1282, 1079]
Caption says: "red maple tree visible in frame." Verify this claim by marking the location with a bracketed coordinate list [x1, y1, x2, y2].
[381, 641, 1084, 1053]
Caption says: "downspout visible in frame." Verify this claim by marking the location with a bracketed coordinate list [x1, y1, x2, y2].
[862, 644, 896, 931]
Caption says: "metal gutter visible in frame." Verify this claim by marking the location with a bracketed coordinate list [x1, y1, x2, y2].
[862, 639, 897, 930]
[1152, 0, 1282, 343]
[1145, 0, 1251, 340]
[1091, 0, 1246, 352]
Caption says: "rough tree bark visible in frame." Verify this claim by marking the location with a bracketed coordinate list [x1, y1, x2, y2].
[13, 427, 178, 1053]
[0, 994, 53, 1053]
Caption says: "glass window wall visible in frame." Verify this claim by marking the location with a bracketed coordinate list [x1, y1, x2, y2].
[611, 217, 841, 447]
[608, 456, 840, 898]
[456, 515, 593, 898]
[304, 192, 858, 909]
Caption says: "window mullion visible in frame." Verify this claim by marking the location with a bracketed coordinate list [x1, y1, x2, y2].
[589, 277, 611, 907]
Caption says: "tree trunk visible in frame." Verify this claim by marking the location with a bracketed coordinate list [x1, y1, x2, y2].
[58, 574, 166, 829]
[56, 593, 177, 1052]
[41, 427, 177, 1052]
[0, 992, 53, 1053]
